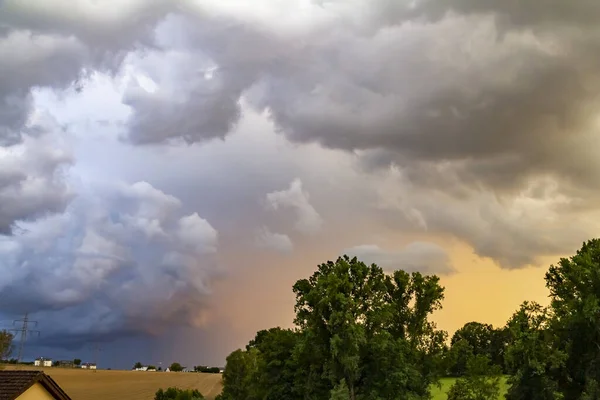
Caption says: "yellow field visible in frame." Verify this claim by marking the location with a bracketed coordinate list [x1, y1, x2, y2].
[2, 365, 223, 400]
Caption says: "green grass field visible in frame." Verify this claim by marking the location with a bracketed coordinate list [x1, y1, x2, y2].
[430, 376, 509, 400]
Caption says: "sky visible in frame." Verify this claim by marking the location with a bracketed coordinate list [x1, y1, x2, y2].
[1, 0, 600, 369]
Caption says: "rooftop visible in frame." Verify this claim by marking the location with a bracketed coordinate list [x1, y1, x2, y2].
[0, 370, 72, 400]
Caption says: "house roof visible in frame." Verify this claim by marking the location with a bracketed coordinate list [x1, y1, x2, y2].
[0, 370, 72, 400]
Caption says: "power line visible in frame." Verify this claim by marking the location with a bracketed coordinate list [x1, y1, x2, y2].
[9, 312, 40, 363]
[90, 343, 101, 372]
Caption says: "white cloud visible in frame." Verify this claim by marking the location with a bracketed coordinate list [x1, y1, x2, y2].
[266, 178, 323, 235]
[343, 242, 455, 275]
[255, 226, 293, 254]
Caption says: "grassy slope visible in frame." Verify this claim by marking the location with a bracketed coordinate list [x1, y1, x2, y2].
[430, 376, 509, 400]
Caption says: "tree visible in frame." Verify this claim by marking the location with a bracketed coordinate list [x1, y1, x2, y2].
[134, 361, 143, 369]
[544, 238, 600, 399]
[169, 362, 184, 372]
[446, 338, 475, 377]
[155, 387, 204, 400]
[450, 322, 493, 376]
[293, 256, 446, 400]
[0, 330, 14, 361]
[216, 348, 260, 400]
[245, 328, 300, 400]
[447, 354, 501, 400]
[504, 301, 564, 400]
[73, 359, 81, 366]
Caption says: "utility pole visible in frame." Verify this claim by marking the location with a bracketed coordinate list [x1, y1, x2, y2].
[10, 313, 40, 363]
[90, 343, 101, 372]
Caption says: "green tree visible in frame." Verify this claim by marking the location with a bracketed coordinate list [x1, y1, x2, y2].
[155, 387, 204, 400]
[446, 338, 475, 377]
[73, 358, 81, 366]
[216, 348, 260, 400]
[504, 301, 564, 400]
[544, 238, 600, 399]
[489, 326, 511, 372]
[293, 256, 446, 400]
[0, 330, 13, 360]
[447, 354, 501, 400]
[134, 361, 143, 369]
[450, 322, 494, 375]
[246, 328, 301, 400]
[169, 362, 184, 372]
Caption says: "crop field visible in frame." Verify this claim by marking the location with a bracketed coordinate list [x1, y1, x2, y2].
[430, 376, 509, 400]
[2, 365, 510, 400]
[2, 365, 223, 400]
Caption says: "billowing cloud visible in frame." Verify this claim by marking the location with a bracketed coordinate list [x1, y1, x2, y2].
[255, 227, 293, 254]
[0, 180, 220, 345]
[266, 179, 323, 235]
[117, 1, 600, 199]
[343, 242, 455, 275]
[0, 111, 73, 234]
[2, 0, 600, 366]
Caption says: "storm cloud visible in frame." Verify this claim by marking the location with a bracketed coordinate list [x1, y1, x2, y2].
[1, 0, 600, 364]
[0, 180, 219, 345]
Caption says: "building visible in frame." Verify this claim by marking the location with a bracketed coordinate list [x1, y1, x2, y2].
[0, 370, 72, 400]
[135, 366, 148, 371]
[56, 360, 74, 368]
[82, 363, 97, 370]
[34, 358, 53, 367]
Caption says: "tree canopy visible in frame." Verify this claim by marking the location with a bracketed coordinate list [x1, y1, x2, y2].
[169, 362, 184, 372]
[216, 239, 600, 400]
[0, 330, 13, 361]
[218, 255, 446, 400]
[155, 387, 204, 400]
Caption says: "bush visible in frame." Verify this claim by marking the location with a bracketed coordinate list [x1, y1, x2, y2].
[446, 355, 501, 400]
[154, 387, 204, 400]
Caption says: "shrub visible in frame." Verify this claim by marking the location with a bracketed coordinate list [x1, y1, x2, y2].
[155, 387, 204, 400]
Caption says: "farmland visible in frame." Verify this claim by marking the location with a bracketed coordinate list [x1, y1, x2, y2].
[1, 365, 223, 400]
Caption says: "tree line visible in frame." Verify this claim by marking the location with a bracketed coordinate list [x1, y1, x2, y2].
[216, 239, 600, 400]
[132, 361, 220, 373]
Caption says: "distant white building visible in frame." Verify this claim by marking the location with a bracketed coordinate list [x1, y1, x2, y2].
[82, 363, 96, 370]
[135, 366, 149, 371]
[34, 358, 53, 367]
[165, 368, 171, 372]
[147, 368, 156, 372]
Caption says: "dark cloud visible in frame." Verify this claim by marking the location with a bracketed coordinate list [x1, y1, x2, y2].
[0, 0, 180, 146]
[117, 2, 600, 198]
[3, 0, 600, 363]
[112, 1, 600, 268]
[405, 0, 600, 29]
[0, 181, 221, 347]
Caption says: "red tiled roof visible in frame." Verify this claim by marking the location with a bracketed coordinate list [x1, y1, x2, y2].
[0, 370, 72, 400]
